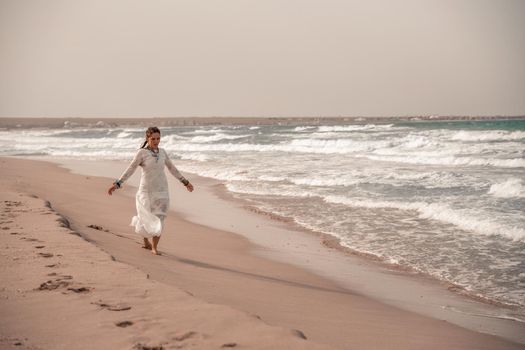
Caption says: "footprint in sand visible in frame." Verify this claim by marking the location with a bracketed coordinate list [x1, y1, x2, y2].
[36, 272, 85, 293]
[133, 343, 164, 350]
[56, 216, 70, 228]
[48, 273, 72, 279]
[291, 329, 307, 340]
[67, 287, 91, 293]
[174, 331, 196, 342]
[92, 300, 132, 311]
[87, 224, 109, 232]
[37, 279, 71, 291]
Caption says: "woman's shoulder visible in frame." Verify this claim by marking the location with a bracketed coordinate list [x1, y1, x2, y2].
[135, 148, 148, 156]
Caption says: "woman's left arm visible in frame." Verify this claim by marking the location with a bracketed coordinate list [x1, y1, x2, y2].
[163, 149, 194, 192]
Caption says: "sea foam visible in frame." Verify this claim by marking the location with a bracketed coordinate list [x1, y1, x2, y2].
[323, 195, 525, 242]
[317, 124, 393, 132]
[488, 178, 525, 198]
[450, 130, 525, 142]
[189, 133, 251, 143]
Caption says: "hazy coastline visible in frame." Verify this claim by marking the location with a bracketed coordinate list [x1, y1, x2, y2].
[1, 115, 524, 129]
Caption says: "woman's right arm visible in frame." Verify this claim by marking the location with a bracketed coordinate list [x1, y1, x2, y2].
[108, 150, 143, 195]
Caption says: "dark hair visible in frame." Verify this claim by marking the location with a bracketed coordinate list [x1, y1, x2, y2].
[141, 126, 161, 148]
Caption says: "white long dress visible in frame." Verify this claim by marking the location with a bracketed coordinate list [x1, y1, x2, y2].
[117, 147, 187, 237]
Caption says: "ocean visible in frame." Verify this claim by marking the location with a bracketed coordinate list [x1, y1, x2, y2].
[2, 119, 524, 309]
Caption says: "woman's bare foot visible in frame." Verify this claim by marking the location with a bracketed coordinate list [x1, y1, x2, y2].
[142, 238, 152, 250]
[151, 236, 161, 255]
[151, 248, 160, 255]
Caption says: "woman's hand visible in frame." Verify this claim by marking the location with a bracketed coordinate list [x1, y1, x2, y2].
[185, 183, 194, 192]
[107, 184, 118, 196]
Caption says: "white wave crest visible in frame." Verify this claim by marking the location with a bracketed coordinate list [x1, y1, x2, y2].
[488, 178, 525, 198]
[176, 153, 210, 162]
[450, 130, 525, 142]
[14, 129, 74, 137]
[163, 134, 190, 143]
[286, 138, 387, 153]
[225, 183, 315, 198]
[290, 177, 359, 187]
[294, 126, 316, 131]
[187, 168, 252, 182]
[323, 196, 525, 241]
[317, 124, 393, 132]
[397, 134, 436, 149]
[189, 134, 250, 143]
[381, 171, 469, 188]
[363, 154, 525, 168]
[260, 171, 468, 189]
[187, 128, 226, 135]
[172, 143, 269, 153]
[171, 139, 383, 154]
[258, 175, 287, 182]
[117, 132, 132, 138]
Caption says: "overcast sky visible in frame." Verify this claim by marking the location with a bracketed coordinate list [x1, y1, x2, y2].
[1, 0, 524, 118]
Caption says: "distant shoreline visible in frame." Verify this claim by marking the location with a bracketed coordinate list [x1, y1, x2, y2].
[0, 115, 524, 129]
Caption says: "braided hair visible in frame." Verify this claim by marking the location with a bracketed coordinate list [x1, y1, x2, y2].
[141, 126, 161, 149]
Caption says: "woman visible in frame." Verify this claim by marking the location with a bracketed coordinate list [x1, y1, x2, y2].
[107, 127, 194, 255]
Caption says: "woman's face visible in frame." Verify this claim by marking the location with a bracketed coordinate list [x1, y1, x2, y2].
[147, 132, 161, 149]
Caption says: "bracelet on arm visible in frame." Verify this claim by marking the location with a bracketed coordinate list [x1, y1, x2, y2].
[113, 179, 123, 189]
[181, 178, 189, 186]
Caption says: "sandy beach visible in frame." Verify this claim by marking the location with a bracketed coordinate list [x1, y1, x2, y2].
[0, 156, 523, 349]
[2, 0, 525, 346]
